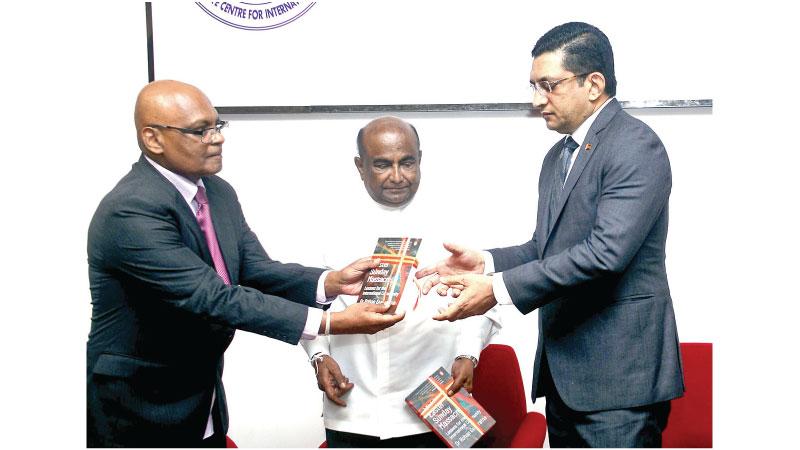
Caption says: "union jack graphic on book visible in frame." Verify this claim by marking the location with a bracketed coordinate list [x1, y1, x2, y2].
[357, 237, 421, 314]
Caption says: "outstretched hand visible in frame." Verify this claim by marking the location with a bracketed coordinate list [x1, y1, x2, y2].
[433, 274, 496, 322]
[415, 243, 485, 295]
[325, 256, 381, 297]
[330, 301, 405, 334]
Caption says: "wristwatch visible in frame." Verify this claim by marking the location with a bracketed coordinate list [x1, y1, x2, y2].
[309, 352, 327, 375]
[455, 354, 478, 368]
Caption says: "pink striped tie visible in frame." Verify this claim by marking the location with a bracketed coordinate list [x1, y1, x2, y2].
[195, 186, 231, 285]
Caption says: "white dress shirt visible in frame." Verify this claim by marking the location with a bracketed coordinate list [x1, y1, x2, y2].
[301, 192, 501, 440]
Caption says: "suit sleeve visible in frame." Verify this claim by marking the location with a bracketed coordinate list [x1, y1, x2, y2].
[488, 236, 539, 272]
[237, 217, 324, 307]
[93, 198, 310, 344]
[503, 125, 672, 314]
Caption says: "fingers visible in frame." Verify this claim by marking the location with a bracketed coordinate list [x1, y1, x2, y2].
[350, 256, 381, 272]
[442, 242, 465, 256]
[433, 303, 459, 321]
[361, 300, 393, 314]
[372, 308, 405, 333]
[439, 274, 467, 287]
[319, 358, 353, 407]
[419, 273, 441, 294]
[327, 359, 349, 391]
[415, 264, 440, 280]
[448, 376, 465, 396]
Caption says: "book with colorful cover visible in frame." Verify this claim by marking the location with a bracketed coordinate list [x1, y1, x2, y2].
[405, 367, 496, 448]
[357, 237, 421, 314]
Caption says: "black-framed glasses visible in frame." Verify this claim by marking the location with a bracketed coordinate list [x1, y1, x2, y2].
[530, 73, 590, 95]
[148, 120, 228, 144]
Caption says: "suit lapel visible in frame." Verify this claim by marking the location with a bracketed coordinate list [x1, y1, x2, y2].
[542, 99, 622, 250]
[538, 143, 561, 258]
[134, 155, 210, 260]
[204, 180, 240, 284]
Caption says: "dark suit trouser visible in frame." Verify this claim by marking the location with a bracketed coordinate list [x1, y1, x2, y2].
[540, 352, 671, 448]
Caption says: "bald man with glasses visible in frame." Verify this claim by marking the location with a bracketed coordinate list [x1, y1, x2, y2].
[86, 80, 404, 447]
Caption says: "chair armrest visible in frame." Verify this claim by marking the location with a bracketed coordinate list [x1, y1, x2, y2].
[509, 412, 547, 448]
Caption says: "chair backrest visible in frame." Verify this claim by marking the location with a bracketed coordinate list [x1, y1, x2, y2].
[472, 344, 528, 448]
[225, 435, 237, 448]
[662, 342, 713, 448]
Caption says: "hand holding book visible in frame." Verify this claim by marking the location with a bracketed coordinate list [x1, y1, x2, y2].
[322, 302, 405, 335]
[324, 256, 382, 297]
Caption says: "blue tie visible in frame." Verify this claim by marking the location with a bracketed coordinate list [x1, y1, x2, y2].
[559, 136, 579, 186]
[546, 136, 580, 233]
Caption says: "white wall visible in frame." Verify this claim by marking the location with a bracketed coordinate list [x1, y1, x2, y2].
[3, 1, 798, 449]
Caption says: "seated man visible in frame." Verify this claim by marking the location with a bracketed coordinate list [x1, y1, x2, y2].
[302, 116, 501, 448]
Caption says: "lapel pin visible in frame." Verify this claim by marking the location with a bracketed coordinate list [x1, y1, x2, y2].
[585, 143, 592, 151]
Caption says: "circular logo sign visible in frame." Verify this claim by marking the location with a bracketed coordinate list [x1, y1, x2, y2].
[196, 1, 316, 31]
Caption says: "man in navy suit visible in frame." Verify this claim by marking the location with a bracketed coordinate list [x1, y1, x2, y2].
[86, 80, 404, 447]
[417, 23, 684, 447]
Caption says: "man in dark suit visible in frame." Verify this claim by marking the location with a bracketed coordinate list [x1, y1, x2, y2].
[417, 22, 683, 447]
[86, 80, 404, 447]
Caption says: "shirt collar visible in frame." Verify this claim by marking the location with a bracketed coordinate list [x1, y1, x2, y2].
[143, 154, 205, 206]
[568, 97, 614, 147]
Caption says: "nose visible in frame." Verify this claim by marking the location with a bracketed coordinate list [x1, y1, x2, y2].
[532, 88, 548, 109]
[208, 129, 225, 145]
[389, 165, 402, 183]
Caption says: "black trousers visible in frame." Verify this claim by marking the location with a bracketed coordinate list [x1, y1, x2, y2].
[325, 429, 446, 448]
[540, 352, 671, 448]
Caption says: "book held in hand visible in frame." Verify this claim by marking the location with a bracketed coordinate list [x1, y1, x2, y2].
[357, 237, 421, 314]
[405, 367, 496, 448]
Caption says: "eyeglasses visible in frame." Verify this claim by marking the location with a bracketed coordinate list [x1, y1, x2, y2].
[529, 73, 590, 95]
[148, 120, 228, 144]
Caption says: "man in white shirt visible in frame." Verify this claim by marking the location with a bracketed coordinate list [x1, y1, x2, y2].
[302, 116, 500, 448]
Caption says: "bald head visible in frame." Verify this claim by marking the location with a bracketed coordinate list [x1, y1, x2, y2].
[135, 80, 224, 182]
[356, 116, 420, 159]
[355, 116, 422, 207]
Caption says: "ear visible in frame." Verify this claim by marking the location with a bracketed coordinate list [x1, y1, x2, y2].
[141, 127, 165, 155]
[354, 156, 366, 180]
[417, 150, 422, 163]
[586, 72, 606, 101]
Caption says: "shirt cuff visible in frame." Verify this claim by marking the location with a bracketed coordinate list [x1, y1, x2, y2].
[492, 272, 514, 306]
[316, 270, 335, 305]
[301, 307, 324, 340]
[454, 315, 493, 359]
[482, 251, 495, 274]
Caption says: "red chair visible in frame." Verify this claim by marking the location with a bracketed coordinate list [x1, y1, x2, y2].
[225, 435, 237, 448]
[662, 342, 712, 448]
[472, 344, 547, 448]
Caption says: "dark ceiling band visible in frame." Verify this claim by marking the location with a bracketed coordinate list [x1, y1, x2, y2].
[146, 2, 154, 83]
[216, 99, 712, 115]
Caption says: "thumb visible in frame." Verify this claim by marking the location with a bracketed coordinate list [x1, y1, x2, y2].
[442, 242, 465, 256]
[353, 256, 381, 271]
[363, 301, 393, 314]
[390, 309, 406, 323]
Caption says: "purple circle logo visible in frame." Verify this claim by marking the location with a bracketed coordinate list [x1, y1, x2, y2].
[196, 1, 316, 31]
